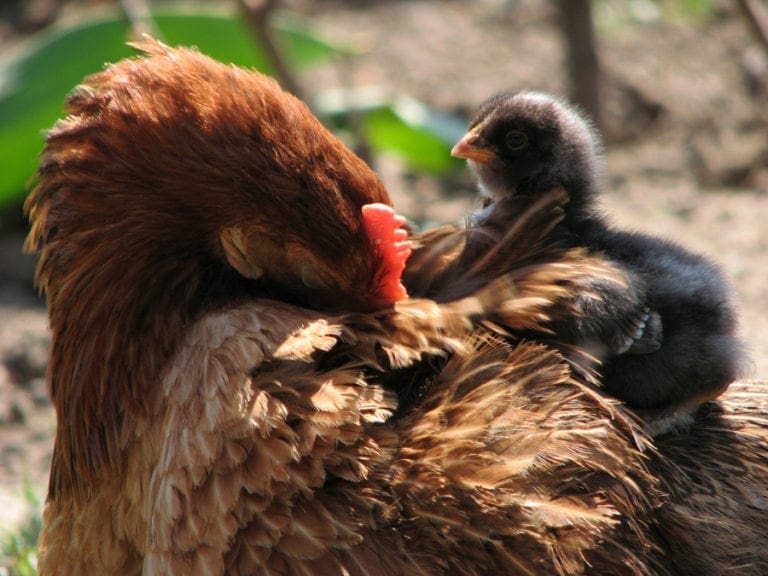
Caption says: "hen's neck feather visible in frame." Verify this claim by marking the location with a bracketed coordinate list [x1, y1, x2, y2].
[30, 198, 252, 499]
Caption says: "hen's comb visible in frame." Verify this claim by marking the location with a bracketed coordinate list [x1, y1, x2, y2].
[361, 203, 413, 306]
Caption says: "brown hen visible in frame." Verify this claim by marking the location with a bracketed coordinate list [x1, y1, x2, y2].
[26, 40, 768, 576]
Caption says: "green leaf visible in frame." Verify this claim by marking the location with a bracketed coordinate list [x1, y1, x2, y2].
[0, 8, 347, 208]
[0, 18, 135, 209]
[363, 106, 462, 173]
[316, 88, 466, 174]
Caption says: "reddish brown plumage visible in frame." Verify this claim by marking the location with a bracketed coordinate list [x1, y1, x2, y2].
[27, 41, 768, 576]
[26, 39, 407, 501]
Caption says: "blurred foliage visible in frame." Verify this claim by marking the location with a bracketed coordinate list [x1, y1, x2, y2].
[317, 87, 466, 173]
[663, 0, 717, 21]
[0, 484, 41, 576]
[596, 0, 716, 30]
[0, 5, 464, 209]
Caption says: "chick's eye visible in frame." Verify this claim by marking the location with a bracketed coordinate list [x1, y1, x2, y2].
[505, 130, 528, 151]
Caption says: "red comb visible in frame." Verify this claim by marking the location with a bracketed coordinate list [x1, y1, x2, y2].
[361, 203, 412, 306]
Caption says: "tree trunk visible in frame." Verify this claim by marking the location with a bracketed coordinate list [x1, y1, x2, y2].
[557, 0, 602, 129]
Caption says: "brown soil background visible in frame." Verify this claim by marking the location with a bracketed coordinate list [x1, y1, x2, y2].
[1, 0, 766, 535]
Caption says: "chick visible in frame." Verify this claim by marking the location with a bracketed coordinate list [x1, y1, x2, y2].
[451, 91, 746, 416]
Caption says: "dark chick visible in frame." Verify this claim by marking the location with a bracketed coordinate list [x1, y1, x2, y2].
[451, 91, 746, 420]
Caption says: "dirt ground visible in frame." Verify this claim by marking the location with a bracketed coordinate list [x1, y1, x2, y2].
[1, 0, 766, 534]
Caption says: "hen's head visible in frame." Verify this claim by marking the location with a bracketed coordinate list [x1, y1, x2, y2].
[25, 40, 410, 498]
[28, 39, 409, 316]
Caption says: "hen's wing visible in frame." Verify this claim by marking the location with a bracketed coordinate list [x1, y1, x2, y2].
[136, 289, 539, 574]
[340, 335, 664, 576]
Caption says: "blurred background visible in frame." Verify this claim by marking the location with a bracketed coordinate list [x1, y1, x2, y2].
[1, 0, 766, 572]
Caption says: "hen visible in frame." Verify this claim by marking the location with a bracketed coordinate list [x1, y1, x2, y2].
[27, 40, 768, 576]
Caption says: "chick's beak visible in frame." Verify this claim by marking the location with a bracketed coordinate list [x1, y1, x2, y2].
[451, 130, 494, 163]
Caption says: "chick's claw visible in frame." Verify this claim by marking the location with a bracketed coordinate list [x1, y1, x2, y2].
[625, 310, 663, 355]
[609, 307, 663, 356]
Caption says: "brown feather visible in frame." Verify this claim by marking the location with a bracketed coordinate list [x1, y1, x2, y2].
[647, 381, 768, 574]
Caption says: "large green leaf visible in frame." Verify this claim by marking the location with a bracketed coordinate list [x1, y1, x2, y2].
[0, 18, 134, 209]
[0, 8, 346, 208]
